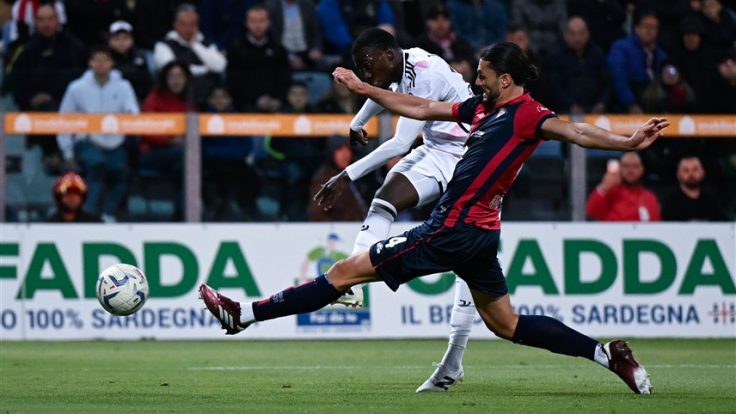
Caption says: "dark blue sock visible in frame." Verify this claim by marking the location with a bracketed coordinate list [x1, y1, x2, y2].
[252, 275, 342, 322]
[512, 315, 599, 360]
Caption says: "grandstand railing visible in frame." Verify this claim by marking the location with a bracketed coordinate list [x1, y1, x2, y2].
[2, 113, 734, 222]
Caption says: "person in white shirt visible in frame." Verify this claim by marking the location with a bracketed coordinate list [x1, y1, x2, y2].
[153, 3, 226, 103]
[314, 28, 478, 392]
[56, 45, 139, 222]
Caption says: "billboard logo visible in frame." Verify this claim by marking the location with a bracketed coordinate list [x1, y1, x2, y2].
[296, 233, 370, 329]
[708, 302, 736, 324]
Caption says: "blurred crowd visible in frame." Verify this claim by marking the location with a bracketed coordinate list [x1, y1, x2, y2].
[0, 0, 734, 223]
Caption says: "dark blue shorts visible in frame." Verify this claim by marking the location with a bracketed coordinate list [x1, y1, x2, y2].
[368, 222, 508, 297]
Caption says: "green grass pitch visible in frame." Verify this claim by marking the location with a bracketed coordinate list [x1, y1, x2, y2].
[1, 339, 734, 413]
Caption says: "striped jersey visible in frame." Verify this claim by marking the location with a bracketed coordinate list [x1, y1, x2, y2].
[427, 93, 557, 230]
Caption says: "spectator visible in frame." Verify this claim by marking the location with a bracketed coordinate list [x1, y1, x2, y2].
[445, 0, 508, 50]
[567, 0, 626, 53]
[198, 0, 258, 50]
[264, 0, 324, 71]
[510, 0, 567, 55]
[662, 156, 727, 221]
[108, 20, 152, 102]
[4, 5, 86, 169]
[700, 0, 736, 49]
[317, 81, 363, 114]
[139, 61, 193, 219]
[709, 47, 736, 112]
[504, 23, 553, 105]
[316, 0, 396, 58]
[46, 172, 102, 223]
[641, 62, 696, 113]
[264, 81, 322, 221]
[153, 3, 226, 104]
[308, 135, 366, 222]
[5, 0, 65, 50]
[672, 17, 720, 112]
[131, 0, 196, 49]
[547, 16, 610, 115]
[1, 0, 14, 54]
[56, 46, 139, 222]
[415, 4, 476, 72]
[226, 4, 290, 113]
[64, 0, 134, 47]
[587, 152, 661, 222]
[607, 10, 668, 113]
[202, 85, 260, 221]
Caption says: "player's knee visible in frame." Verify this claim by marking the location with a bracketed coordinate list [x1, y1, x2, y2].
[326, 259, 355, 291]
[367, 198, 397, 222]
[484, 313, 519, 340]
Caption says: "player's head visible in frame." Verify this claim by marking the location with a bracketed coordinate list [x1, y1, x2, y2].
[677, 156, 705, 189]
[619, 152, 644, 186]
[477, 42, 538, 104]
[53, 172, 87, 213]
[352, 28, 402, 89]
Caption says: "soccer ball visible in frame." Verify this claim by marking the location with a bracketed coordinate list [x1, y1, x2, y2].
[96, 264, 149, 316]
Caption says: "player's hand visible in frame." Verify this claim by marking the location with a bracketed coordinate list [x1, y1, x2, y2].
[349, 128, 368, 146]
[332, 67, 363, 93]
[628, 117, 669, 150]
[314, 170, 350, 209]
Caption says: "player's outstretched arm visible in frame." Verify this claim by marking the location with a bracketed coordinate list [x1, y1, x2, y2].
[540, 117, 669, 151]
[333, 67, 456, 122]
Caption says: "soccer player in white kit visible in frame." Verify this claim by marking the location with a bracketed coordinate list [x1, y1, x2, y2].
[314, 28, 475, 392]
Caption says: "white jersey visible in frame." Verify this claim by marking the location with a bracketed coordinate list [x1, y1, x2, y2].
[345, 48, 472, 181]
[394, 48, 472, 154]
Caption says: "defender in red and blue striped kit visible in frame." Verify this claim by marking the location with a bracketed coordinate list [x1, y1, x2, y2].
[368, 91, 557, 295]
[200, 41, 669, 395]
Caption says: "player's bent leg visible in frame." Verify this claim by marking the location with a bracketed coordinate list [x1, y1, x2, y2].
[471, 290, 652, 394]
[337, 173, 421, 307]
[200, 252, 380, 335]
[416, 279, 474, 393]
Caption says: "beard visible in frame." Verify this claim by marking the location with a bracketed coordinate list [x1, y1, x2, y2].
[483, 89, 500, 105]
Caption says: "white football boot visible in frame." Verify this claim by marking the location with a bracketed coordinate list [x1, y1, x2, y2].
[416, 363, 464, 393]
[332, 284, 364, 307]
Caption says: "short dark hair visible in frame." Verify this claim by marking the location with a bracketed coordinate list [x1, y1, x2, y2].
[89, 45, 112, 58]
[352, 28, 399, 58]
[505, 23, 527, 35]
[633, 9, 658, 27]
[479, 42, 538, 86]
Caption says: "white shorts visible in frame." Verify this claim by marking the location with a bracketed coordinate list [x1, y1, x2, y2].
[386, 145, 461, 206]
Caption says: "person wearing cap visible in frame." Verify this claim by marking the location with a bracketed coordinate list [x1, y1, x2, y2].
[109, 20, 151, 102]
[46, 172, 102, 223]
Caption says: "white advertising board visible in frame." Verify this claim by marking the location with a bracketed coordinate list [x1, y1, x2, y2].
[1, 223, 734, 340]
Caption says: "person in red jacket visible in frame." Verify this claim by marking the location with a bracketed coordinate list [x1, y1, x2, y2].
[587, 152, 661, 221]
[139, 60, 194, 219]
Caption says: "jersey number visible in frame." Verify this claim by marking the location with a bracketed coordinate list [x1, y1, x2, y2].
[385, 237, 407, 249]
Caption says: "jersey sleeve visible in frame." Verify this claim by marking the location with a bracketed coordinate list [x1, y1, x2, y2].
[514, 100, 558, 140]
[451, 95, 483, 125]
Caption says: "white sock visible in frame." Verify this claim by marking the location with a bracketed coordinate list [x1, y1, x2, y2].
[240, 302, 255, 325]
[594, 343, 610, 368]
[439, 281, 476, 371]
[352, 199, 396, 254]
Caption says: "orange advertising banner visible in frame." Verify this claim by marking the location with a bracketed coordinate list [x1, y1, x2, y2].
[3, 113, 732, 137]
[198, 114, 378, 137]
[580, 114, 736, 137]
[3, 113, 186, 135]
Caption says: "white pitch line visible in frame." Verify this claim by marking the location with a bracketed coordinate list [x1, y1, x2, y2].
[188, 364, 736, 371]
